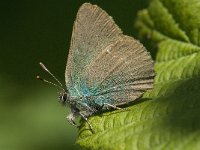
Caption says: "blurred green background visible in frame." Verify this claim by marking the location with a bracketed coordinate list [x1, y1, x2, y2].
[0, 0, 148, 149]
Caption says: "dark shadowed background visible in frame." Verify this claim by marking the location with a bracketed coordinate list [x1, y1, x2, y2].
[0, 0, 148, 149]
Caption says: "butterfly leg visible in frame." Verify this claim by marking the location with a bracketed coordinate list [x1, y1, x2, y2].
[103, 103, 122, 110]
[66, 113, 78, 127]
[79, 111, 93, 131]
[102, 103, 129, 111]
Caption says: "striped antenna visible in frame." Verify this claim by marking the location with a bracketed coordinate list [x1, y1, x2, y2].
[39, 62, 63, 87]
[36, 75, 64, 90]
[37, 62, 64, 91]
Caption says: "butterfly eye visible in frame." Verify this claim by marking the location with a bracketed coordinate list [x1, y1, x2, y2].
[58, 91, 68, 104]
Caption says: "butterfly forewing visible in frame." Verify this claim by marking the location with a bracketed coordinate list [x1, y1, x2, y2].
[65, 3, 122, 95]
[65, 3, 154, 106]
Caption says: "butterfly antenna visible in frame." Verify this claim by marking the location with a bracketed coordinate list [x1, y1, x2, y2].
[36, 75, 64, 90]
[38, 62, 63, 87]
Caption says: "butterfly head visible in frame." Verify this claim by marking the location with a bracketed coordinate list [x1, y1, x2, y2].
[58, 90, 69, 105]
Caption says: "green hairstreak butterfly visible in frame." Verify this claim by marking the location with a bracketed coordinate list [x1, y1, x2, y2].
[38, 3, 154, 129]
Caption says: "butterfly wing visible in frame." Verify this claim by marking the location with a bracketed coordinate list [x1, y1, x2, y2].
[83, 36, 154, 105]
[65, 3, 154, 106]
[65, 3, 122, 95]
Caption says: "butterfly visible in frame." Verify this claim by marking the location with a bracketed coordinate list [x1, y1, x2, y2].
[38, 3, 154, 129]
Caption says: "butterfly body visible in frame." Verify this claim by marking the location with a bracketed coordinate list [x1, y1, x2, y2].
[58, 3, 154, 127]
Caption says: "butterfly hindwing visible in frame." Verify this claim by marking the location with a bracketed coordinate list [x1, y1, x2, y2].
[83, 36, 154, 105]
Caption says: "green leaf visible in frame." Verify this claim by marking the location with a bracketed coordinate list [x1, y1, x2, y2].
[77, 0, 200, 149]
